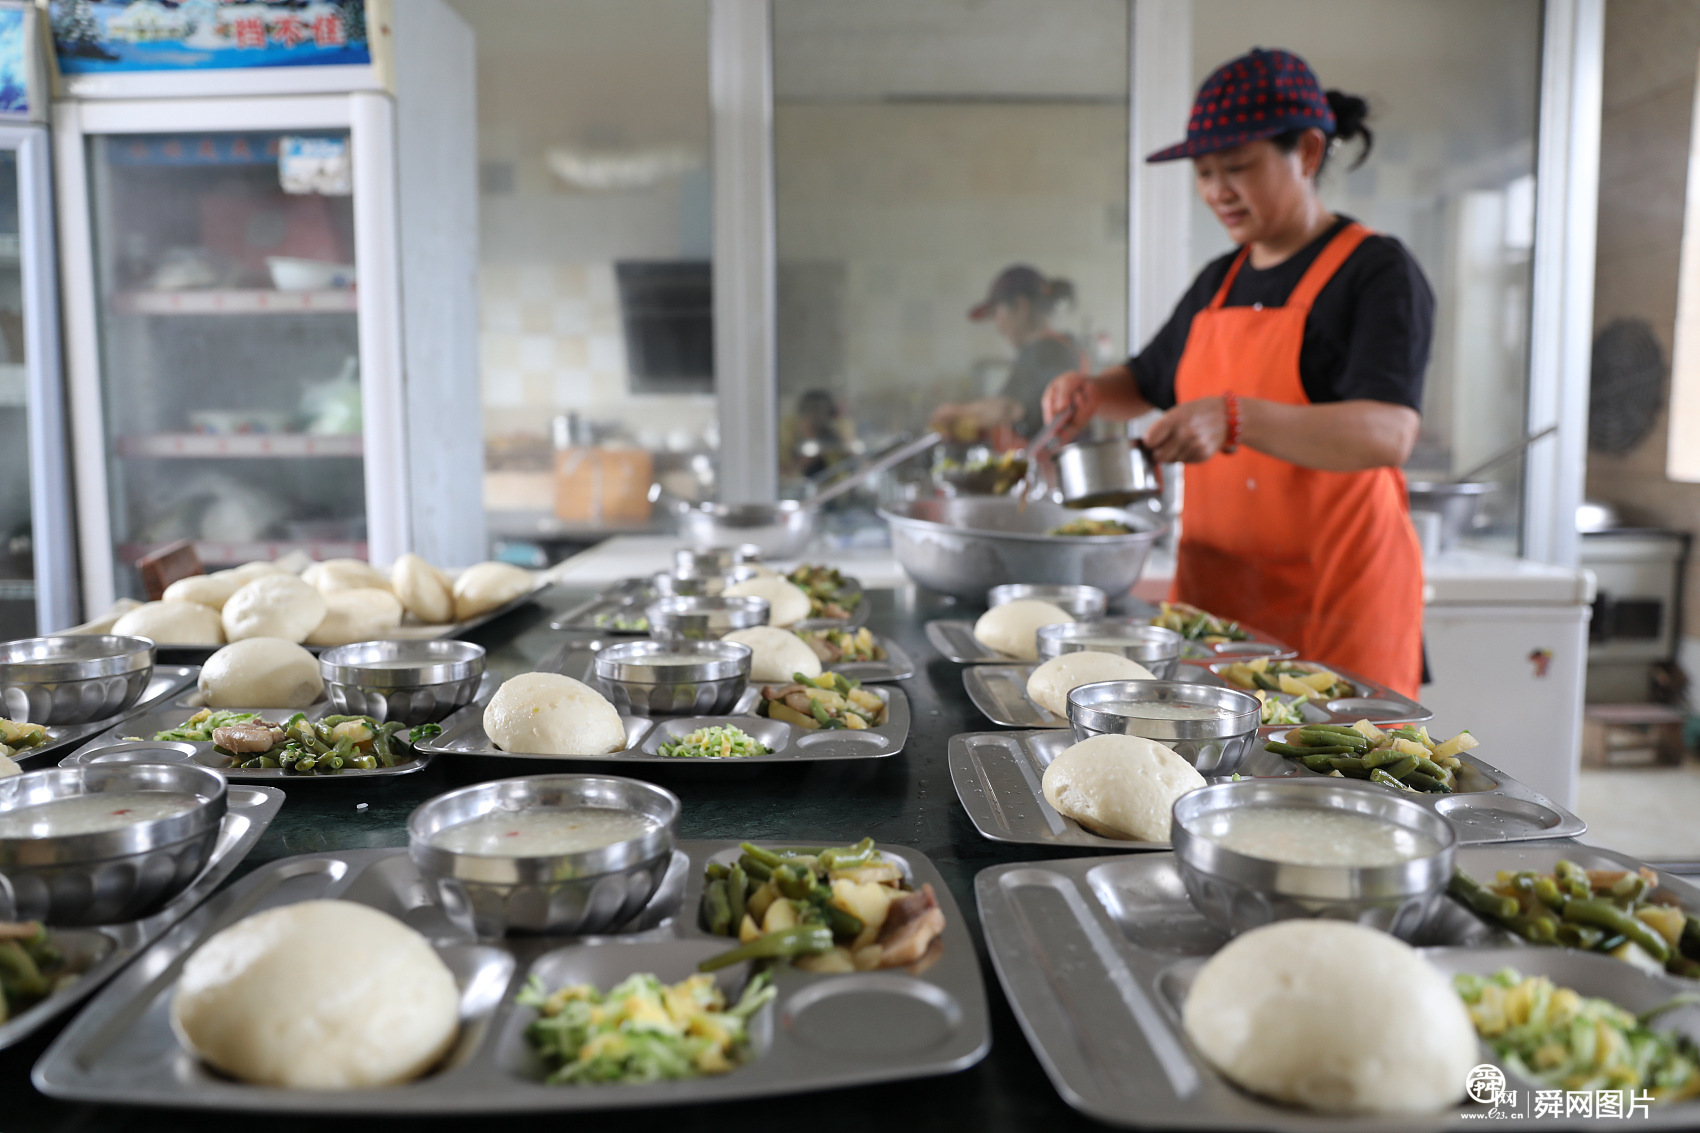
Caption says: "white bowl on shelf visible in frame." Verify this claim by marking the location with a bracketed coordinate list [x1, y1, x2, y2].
[265, 257, 357, 291]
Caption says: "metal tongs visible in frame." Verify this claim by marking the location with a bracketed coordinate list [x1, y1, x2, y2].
[1014, 406, 1073, 506]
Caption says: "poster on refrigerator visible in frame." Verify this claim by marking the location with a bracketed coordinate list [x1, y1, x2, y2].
[51, 0, 371, 74]
[0, 4, 30, 114]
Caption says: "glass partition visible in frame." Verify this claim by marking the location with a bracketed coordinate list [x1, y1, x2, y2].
[1191, 0, 1544, 552]
[772, 0, 1131, 538]
[85, 129, 365, 595]
[0, 149, 28, 636]
[448, 0, 715, 561]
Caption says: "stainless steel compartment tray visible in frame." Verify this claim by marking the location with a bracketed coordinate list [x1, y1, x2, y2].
[10, 665, 198, 767]
[961, 660, 1429, 730]
[0, 784, 283, 1052]
[948, 729, 1583, 850]
[927, 617, 1295, 665]
[976, 843, 1700, 1132]
[421, 677, 910, 764]
[34, 839, 989, 1113]
[60, 673, 500, 782]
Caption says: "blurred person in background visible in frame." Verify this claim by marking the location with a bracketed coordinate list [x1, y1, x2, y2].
[930, 265, 1084, 445]
[779, 388, 856, 480]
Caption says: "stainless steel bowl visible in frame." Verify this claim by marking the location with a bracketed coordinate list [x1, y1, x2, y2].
[987, 583, 1107, 620]
[408, 774, 680, 936]
[651, 565, 760, 598]
[880, 496, 1164, 602]
[677, 501, 816, 559]
[1036, 620, 1185, 678]
[0, 762, 227, 925]
[318, 639, 487, 725]
[593, 639, 752, 717]
[1054, 438, 1162, 508]
[1406, 480, 1494, 551]
[673, 545, 762, 574]
[1171, 778, 1457, 940]
[1067, 679, 1260, 774]
[646, 595, 770, 641]
[0, 636, 156, 726]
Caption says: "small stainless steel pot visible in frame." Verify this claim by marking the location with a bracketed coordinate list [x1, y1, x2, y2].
[651, 565, 760, 598]
[673, 545, 762, 574]
[645, 595, 770, 641]
[1036, 621, 1184, 678]
[1066, 679, 1260, 774]
[1171, 777, 1457, 940]
[318, 639, 487, 725]
[987, 583, 1108, 620]
[0, 636, 156, 726]
[408, 774, 680, 936]
[1054, 438, 1163, 509]
[593, 638, 752, 716]
[0, 762, 227, 925]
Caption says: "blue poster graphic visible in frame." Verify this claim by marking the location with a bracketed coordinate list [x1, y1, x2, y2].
[52, 0, 371, 74]
[0, 8, 28, 114]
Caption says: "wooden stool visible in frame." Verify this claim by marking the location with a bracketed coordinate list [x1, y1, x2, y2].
[136, 540, 204, 601]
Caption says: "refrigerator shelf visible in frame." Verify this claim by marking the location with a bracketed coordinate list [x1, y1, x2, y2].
[110, 289, 359, 316]
[115, 434, 364, 459]
[119, 540, 369, 567]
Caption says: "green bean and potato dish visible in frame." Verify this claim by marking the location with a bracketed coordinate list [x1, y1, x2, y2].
[0, 921, 80, 1022]
[151, 708, 440, 774]
[786, 565, 861, 620]
[1450, 858, 1700, 980]
[1266, 721, 1478, 794]
[699, 839, 946, 975]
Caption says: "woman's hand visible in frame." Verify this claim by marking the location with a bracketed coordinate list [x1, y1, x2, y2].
[1040, 371, 1102, 443]
[1144, 398, 1229, 463]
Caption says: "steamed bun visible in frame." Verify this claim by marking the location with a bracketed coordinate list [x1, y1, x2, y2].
[172, 900, 459, 1089]
[222, 574, 327, 644]
[305, 588, 404, 646]
[974, 599, 1073, 660]
[483, 672, 625, 756]
[1026, 652, 1154, 717]
[303, 558, 392, 595]
[199, 638, 324, 708]
[1183, 920, 1477, 1114]
[451, 561, 534, 621]
[723, 625, 822, 682]
[1040, 733, 1204, 841]
[113, 600, 226, 646]
[723, 577, 811, 627]
[162, 571, 246, 612]
[226, 560, 287, 583]
[392, 553, 454, 624]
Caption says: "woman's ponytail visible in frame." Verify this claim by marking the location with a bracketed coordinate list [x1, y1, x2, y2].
[1325, 89, 1373, 170]
[1272, 88, 1372, 178]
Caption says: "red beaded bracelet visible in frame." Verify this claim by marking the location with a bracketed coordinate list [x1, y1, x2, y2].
[1222, 391, 1241, 454]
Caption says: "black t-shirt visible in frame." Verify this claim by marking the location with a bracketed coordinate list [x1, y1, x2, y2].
[1129, 217, 1435, 411]
[1001, 333, 1082, 437]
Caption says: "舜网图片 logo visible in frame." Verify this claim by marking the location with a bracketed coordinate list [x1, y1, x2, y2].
[1461, 1063, 1656, 1120]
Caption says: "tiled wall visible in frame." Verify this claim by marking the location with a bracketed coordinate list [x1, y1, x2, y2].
[1583, 0, 1700, 635]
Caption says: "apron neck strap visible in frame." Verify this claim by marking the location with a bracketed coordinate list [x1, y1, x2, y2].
[1204, 220, 1376, 312]
[1287, 220, 1372, 309]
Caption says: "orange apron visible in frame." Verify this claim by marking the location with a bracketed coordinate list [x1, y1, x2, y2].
[1168, 222, 1424, 697]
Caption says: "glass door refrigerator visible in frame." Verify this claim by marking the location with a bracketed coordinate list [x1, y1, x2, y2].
[50, 0, 480, 616]
[0, 2, 75, 636]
